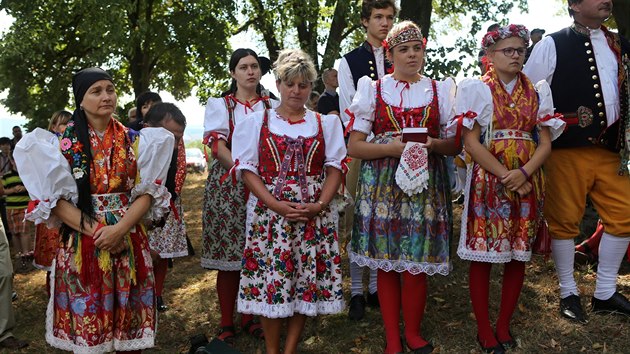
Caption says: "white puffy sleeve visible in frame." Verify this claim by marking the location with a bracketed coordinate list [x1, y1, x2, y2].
[535, 80, 565, 141]
[523, 36, 557, 85]
[338, 57, 355, 124]
[13, 128, 77, 227]
[321, 113, 347, 170]
[437, 77, 457, 138]
[347, 76, 376, 135]
[203, 97, 229, 143]
[132, 127, 175, 221]
[232, 110, 265, 178]
[454, 78, 494, 130]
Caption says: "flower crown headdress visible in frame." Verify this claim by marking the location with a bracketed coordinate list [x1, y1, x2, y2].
[383, 22, 426, 52]
[481, 24, 530, 52]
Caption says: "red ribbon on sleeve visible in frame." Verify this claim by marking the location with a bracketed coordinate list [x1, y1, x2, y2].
[538, 113, 563, 122]
[219, 159, 240, 185]
[27, 200, 41, 214]
[451, 111, 477, 149]
[202, 131, 225, 160]
[344, 108, 356, 137]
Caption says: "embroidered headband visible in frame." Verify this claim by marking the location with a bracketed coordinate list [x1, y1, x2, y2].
[481, 24, 530, 52]
[383, 21, 426, 52]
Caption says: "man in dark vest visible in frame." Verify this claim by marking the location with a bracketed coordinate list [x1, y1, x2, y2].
[525, 0, 630, 323]
[338, 0, 395, 321]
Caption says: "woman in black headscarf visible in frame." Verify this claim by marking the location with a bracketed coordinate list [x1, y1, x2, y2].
[14, 67, 174, 353]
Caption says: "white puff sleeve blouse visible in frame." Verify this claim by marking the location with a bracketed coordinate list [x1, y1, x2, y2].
[348, 75, 457, 138]
[231, 109, 347, 178]
[132, 127, 175, 221]
[13, 128, 78, 227]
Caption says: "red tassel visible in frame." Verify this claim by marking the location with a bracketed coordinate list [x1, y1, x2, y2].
[79, 235, 103, 289]
[130, 226, 149, 283]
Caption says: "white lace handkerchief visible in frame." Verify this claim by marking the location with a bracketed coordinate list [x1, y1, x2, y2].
[395, 142, 429, 196]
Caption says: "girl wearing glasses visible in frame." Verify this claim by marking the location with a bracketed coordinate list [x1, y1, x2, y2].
[455, 25, 564, 353]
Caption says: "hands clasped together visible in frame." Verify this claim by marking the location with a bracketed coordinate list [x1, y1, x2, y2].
[501, 168, 532, 197]
[93, 223, 130, 254]
[271, 201, 324, 222]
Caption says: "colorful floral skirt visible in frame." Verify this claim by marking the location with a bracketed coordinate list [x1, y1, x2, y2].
[201, 159, 247, 270]
[34, 224, 60, 271]
[349, 132, 452, 275]
[237, 175, 345, 318]
[147, 198, 188, 258]
[457, 143, 543, 263]
[46, 193, 155, 353]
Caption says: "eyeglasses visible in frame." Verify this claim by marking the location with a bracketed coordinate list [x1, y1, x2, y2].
[492, 47, 527, 57]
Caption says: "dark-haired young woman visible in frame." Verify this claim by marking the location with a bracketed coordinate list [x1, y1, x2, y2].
[201, 48, 278, 344]
[14, 68, 174, 353]
[143, 103, 189, 313]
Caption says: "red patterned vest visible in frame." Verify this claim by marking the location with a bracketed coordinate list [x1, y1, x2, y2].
[373, 79, 441, 137]
[257, 110, 326, 202]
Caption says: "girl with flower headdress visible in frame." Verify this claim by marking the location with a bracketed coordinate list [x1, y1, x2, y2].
[13, 68, 174, 353]
[455, 24, 564, 353]
[346, 20, 460, 354]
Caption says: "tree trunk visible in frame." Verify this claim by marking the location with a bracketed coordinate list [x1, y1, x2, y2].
[399, 0, 432, 39]
[613, 0, 630, 39]
[249, 0, 282, 63]
[321, 0, 352, 72]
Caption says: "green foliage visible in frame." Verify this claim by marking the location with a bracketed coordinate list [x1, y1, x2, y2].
[235, 0, 361, 92]
[423, 0, 528, 79]
[0, 0, 235, 130]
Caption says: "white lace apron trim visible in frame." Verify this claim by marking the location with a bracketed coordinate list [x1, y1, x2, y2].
[348, 251, 451, 276]
[201, 258, 242, 271]
[237, 299, 345, 319]
[45, 260, 155, 353]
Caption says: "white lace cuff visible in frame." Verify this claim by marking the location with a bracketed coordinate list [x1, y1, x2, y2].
[25, 195, 76, 228]
[538, 117, 566, 142]
[131, 181, 171, 221]
[324, 161, 343, 171]
[235, 162, 259, 180]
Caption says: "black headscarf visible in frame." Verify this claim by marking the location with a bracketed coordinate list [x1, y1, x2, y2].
[72, 68, 113, 108]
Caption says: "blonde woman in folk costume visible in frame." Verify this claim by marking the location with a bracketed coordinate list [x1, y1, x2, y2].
[232, 49, 345, 354]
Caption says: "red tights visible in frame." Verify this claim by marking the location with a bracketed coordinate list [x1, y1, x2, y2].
[154, 258, 168, 297]
[469, 260, 525, 347]
[217, 270, 253, 328]
[377, 269, 428, 354]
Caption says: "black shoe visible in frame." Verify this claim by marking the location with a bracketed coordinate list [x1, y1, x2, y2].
[591, 292, 630, 316]
[559, 294, 588, 324]
[156, 296, 168, 312]
[367, 291, 380, 308]
[348, 294, 366, 320]
[11, 291, 18, 302]
[477, 335, 505, 354]
[498, 333, 517, 350]
[409, 342, 434, 354]
[0, 336, 28, 350]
